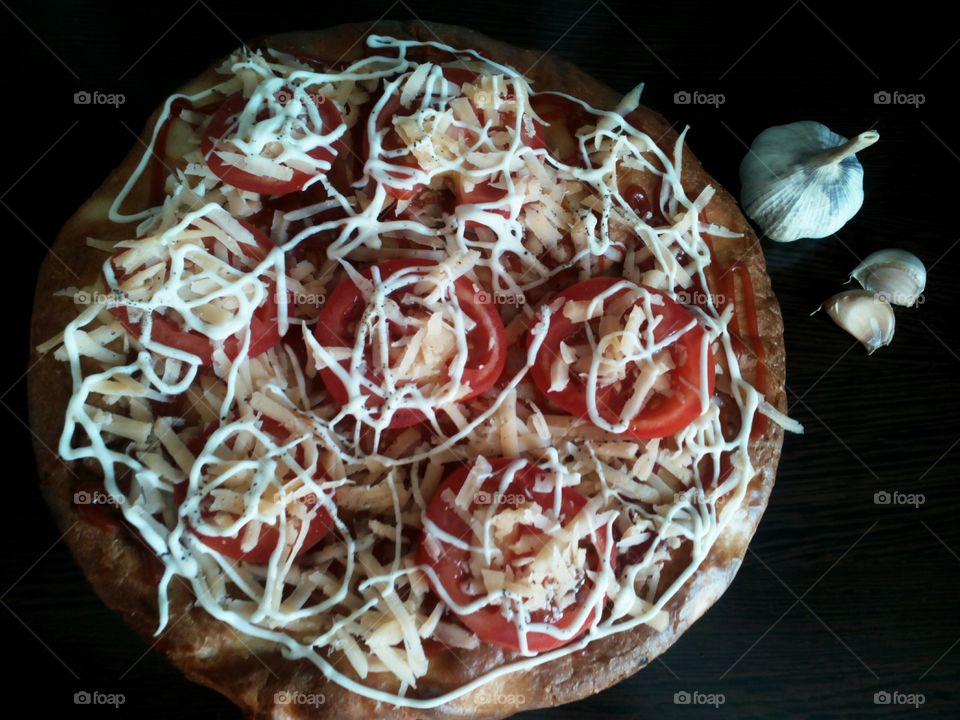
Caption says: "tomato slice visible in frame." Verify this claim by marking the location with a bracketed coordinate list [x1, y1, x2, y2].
[201, 89, 342, 195]
[248, 181, 350, 261]
[453, 177, 510, 208]
[108, 220, 285, 366]
[530, 93, 597, 165]
[529, 277, 714, 439]
[362, 72, 438, 200]
[622, 182, 667, 227]
[313, 259, 506, 428]
[366, 67, 544, 201]
[417, 458, 611, 652]
[176, 417, 333, 563]
[451, 108, 545, 213]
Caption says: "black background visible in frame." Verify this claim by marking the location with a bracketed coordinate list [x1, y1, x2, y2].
[2, 1, 958, 718]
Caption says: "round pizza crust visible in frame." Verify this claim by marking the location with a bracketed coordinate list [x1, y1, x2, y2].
[28, 20, 786, 719]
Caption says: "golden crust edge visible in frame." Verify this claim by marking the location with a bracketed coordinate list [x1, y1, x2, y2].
[28, 20, 787, 720]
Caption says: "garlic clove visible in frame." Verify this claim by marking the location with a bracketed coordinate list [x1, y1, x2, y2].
[850, 249, 926, 307]
[740, 122, 879, 242]
[823, 290, 895, 354]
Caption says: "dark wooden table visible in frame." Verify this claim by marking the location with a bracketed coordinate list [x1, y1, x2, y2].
[3, 1, 957, 717]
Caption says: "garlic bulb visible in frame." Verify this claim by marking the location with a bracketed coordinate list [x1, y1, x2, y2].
[740, 122, 879, 242]
[850, 249, 926, 307]
[823, 290, 895, 354]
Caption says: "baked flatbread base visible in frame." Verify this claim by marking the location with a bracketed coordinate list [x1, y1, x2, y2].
[29, 21, 786, 719]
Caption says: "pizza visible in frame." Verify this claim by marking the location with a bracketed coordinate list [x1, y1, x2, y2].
[29, 21, 798, 719]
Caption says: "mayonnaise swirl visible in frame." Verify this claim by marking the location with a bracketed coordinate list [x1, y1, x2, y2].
[45, 34, 799, 707]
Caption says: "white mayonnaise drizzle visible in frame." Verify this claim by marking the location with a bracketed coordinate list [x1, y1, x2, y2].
[47, 34, 800, 707]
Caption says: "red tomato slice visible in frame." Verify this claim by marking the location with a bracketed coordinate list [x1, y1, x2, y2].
[248, 182, 349, 260]
[313, 259, 506, 428]
[417, 458, 611, 652]
[362, 73, 438, 200]
[201, 90, 342, 196]
[529, 277, 714, 439]
[453, 177, 510, 208]
[530, 93, 597, 165]
[622, 182, 667, 227]
[366, 68, 544, 201]
[451, 105, 545, 209]
[176, 417, 333, 563]
[109, 220, 285, 366]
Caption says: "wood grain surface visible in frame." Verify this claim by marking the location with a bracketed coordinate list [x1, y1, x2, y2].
[2, 1, 957, 718]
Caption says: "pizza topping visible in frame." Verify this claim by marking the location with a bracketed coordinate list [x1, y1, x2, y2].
[177, 417, 335, 563]
[105, 209, 286, 366]
[310, 258, 506, 429]
[418, 458, 614, 653]
[365, 63, 542, 202]
[45, 33, 801, 708]
[531, 278, 714, 439]
[201, 88, 344, 195]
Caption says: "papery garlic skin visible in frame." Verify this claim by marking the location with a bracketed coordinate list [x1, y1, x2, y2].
[740, 122, 879, 242]
[850, 249, 926, 307]
[823, 290, 895, 354]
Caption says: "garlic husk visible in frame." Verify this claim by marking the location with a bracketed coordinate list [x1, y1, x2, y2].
[850, 249, 926, 307]
[823, 290, 895, 354]
[740, 122, 879, 242]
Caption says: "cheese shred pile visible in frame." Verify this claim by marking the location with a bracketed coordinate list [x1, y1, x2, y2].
[42, 35, 799, 708]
